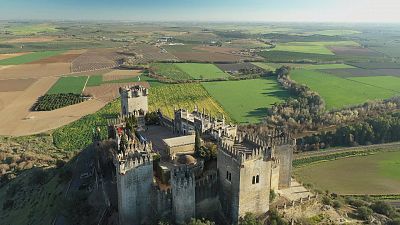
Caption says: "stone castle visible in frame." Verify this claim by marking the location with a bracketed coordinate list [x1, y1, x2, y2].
[109, 85, 295, 225]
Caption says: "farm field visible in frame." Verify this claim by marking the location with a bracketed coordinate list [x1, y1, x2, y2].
[148, 83, 230, 121]
[175, 63, 230, 79]
[290, 70, 397, 110]
[202, 78, 289, 123]
[46, 76, 88, 94]
[253, 62, 354, 70]
[258, 50, 339, 62]
[348, 76, 400, 93]
[271, 41, 359, 55]
[0, 51, 64, 65]
[307, 29, 361, 36]
[5, 23, 59, 35]
[150, 63, 192, 80]
[294, 151, 400, 195]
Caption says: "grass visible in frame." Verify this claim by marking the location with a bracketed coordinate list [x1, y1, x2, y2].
[148, 83, 231, 121]
[0, 169, 66, 225]
[7, 23, 59, 35]
[294, 151, 400, 195]
[150, 63, 192, 80]
[86, 75, 103, 87]
[175, 63, 230, 80]
[0, 50, 64, 65]
[47, 76, 88, 95]
[290, 70, 397, 110]
[202, 78, 289, 123]
[253, 62, 354, 70]
[307, 30, 361, 36]
[348, 76, 400, 93]
[252, 62, 281, 71]
[258, 50, 339, 62]
[290, 63, 355, 70]
[271, 41, 359, 55]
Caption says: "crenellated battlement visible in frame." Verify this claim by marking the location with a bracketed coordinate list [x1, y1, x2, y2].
[115, 151, 153, 175]
[171, 165, 195, 189]
[119, 85, 148, 98]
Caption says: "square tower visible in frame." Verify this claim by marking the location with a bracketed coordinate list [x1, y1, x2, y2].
[119, 85, 149, 116]
[217, 134, 273, 224]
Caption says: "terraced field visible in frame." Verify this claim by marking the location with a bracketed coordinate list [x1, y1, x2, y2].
[294, 151, 400, 195]
[202, 78, 289, 123]
[175, 63, 230, 79]
[291, 70, 397, 110]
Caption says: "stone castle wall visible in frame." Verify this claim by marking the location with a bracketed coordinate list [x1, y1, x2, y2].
[117, 160, 153, 225]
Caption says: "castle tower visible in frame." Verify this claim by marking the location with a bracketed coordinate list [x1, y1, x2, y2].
[115, 152, 154, 225]
[119, 85, 149, 116]
[274, 138, 295, 189]
[171, 165, 196, 225]
[217, 137, 272, 224]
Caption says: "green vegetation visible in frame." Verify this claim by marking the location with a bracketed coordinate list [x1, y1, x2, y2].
[202, 78, 289, 123]
[150, 63, 192, 80]
[290, 63, 355, 70]
[32, 93, 88, 111]
[47, 76, 88, 95]
[294, 151, 400, 195]
[251, 62, 280, 71]
[272, 41, 359, 55]
[0, 168, 67, 225]
[0, 50, 64, 65]
[308, 30, 361, 36]
[258, 50, 339, 62]
[175, 63, 230, 80]
[6, 23, 59, 35]
[52, 100, 120, 150]
[290, 70, 396, 109]
[348, 76, 400, 93]
[86, 75, 103, 87]
[149, 83, 230, 120]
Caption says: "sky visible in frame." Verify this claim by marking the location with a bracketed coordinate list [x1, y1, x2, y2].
[0, 0, 399, 23]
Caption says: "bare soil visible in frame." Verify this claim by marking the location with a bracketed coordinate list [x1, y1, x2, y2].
[172, 52, 243, 62]
[102, 69, 142, 81]
[0, 78, 37, 92]
[0, 63, 71, 79]
[0, 52, 31, 60]
[26, 54, 81, 64]
[3, 37, 57, 43]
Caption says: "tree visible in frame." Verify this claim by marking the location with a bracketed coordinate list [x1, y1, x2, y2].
[387, 218, 400, 225]
[30, 169, 48, 185]
[371, 201, 395, 217]
[119, 135, 128, 153]
[239, 213, 262, 225]
[188, 218, 215, 225]
[268, 209, 288, 225]
[357, 206, 373, 221]
[125, 115, 137, 132]
[195, 130, 202, 154]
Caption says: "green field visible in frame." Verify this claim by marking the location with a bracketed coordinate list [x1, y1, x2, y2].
[253, 62, 354, 71]
[175, 63, 230, 80]
[149, 83, 230, 121]
[47, 76, 88, 94]
[86, 75, 103, 87]
[0, 169, 66, 225]
[348, 76, 400, 93]
[6, 23, 59, 35]
[294, 151, 400, 195]
[0, 51, 64, 65]
[307, 30, 361, 36]
[150, 63, 192, 80]
[272, 41, 359, 55]
[202, 78, 289, 123]
[291, 70, 396, 109]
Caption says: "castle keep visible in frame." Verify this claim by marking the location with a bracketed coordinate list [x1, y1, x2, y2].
[108, 85, 295, 225]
